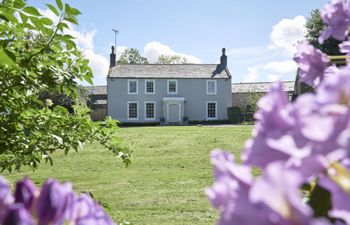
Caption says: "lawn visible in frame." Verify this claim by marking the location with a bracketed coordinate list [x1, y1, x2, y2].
[4, 125, 252, 225]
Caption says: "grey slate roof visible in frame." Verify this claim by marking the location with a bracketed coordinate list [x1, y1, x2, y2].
[108, 64, 231, 79]
[232, 81, 295, 93]
[85, 85, 107, 95]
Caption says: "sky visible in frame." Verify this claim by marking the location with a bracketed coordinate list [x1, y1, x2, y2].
[29, 0, 329, 85]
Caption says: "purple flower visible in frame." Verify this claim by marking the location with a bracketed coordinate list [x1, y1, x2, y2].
[206, 150, 272, 225]
[340, 41, 350, 55]
[316, 66, 350, 106]
[250, 162, 312, 224]
[14, 177, 37, 210]
[294, 41, 330, 87]
[242, 82, 304, 169]
[207, 150, 317, 225]
[36, 179, 72, 225]
[0, 177, 14, 207]
[0, 177, 14, 223]
[2, 203, 34, 225]
[319, 0, 350, 43]
[68, 194, 116, 225]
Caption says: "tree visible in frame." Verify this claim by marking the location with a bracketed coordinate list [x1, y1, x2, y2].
[157, 54, 189, 64]
[0, 0, 131, 171]
[38, 86, 91, 113]
[295, 9, 343, 97]
[305, 9, 342, 56]
[117, 48, 148, 64]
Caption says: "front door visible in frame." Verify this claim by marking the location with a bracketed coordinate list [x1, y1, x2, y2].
[168, 103, 180, 122]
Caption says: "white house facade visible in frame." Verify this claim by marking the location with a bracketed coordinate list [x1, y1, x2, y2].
[107, 48, 232, 124]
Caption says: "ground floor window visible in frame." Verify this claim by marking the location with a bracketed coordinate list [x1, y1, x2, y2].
[145, 102, 155, 119]
[207, 102, 217, 119]
[128, 102, 138, 119]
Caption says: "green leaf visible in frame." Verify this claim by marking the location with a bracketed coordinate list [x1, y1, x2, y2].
[51, 134, 63, 145]
[29, 17, 44, 31]
[19, 12, 28, 23]
[41, 17, 53, 26]
[23, 6, 41, 16]
[69, 7, 81, 16]
[56, 0, 63, 11]
[0, 14, 9, 22]
[307, 184, 332, 217]
[0, 49, 15, 67]
[65, 16, 78, 25]
[46, 3, 59, 16]
[64, 4, 81, 16]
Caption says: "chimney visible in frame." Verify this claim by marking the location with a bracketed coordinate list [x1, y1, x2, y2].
[220, 48, 227, 68]
[212, 47, 227, 77]
[110, 46, 116, 68]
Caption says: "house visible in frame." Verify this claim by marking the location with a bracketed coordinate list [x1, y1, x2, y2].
[231, 81, 295, 107]
[85, 85, 107, 121]
[107, 48, 232, 124]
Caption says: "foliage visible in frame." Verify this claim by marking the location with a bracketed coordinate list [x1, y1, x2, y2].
[157, 54, 189, 64]
[38, 86, 91, 113]
[0, 0, 131, 172]
[117, 48, 148, 64]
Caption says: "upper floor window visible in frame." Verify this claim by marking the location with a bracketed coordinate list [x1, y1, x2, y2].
[167, 80, 178, 94]
[128, 80, 138, 94]
[206, 80, 217, 95]
[145, 80, 155, 94]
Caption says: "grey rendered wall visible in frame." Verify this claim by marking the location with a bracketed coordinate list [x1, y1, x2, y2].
[107, 78, 232, 123]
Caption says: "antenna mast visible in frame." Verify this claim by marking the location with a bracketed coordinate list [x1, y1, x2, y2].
[112, 29, 119, 51]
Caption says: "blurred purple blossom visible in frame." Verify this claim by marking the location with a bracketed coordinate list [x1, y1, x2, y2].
[15, 177, 37, 210]
[68, 193, 116, 225]
[36, 179, 72, 225]
[0, 177, 117, 225]
[2, 204, 34, 225]
[294, 41, 330, 87]
[0, 177, 15, 223]
[319, 0, 350, 43]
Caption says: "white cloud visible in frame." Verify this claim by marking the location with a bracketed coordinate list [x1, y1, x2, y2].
[229, 15, 306, 82]
[243, 67, 260, 82]
[270, 15, 306, 55]
[267, 74, 282, 82]
[39, 8, 110, 84]
[143, 41, 201, 63]
[263, 60, 297, 74]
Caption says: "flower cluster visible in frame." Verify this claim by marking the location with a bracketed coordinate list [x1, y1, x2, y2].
[207, 0, 350, 224]
[0, 177, 116, 225]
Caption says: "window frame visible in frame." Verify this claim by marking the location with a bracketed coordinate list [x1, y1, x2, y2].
[206, 80, 217, 95]
[127, 80, 138, 95]
[167, 80, 178, 95]
[144, 101, 156, 120]
[127, 101, 139, 120]
[145, 80, 155, 95]
[206, 101, 217, 120]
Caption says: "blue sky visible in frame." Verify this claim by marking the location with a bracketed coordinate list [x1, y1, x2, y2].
[30, 0, 329, 85]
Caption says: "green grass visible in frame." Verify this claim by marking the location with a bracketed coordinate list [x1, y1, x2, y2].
[3, 125, 252, 225]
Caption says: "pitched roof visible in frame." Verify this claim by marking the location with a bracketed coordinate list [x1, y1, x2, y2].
[108, 64, 231, 79]
[85, 85, 107, 95]
[232, 81, 295, 93]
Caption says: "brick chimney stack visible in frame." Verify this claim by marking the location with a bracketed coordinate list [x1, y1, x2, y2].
[110, 46, 116, 68]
